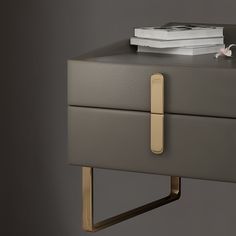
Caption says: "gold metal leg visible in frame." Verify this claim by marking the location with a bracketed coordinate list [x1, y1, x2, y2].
[82, 167, 181, 232]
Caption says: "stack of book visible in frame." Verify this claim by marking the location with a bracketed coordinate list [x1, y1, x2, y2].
[130, 23, 224, 55]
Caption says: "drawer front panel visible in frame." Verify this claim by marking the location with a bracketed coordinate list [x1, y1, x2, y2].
[68, 106, 236, 183]
[68, 60, 236, 118]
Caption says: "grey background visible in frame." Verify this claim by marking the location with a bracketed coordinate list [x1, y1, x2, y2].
[1, 0, 236, 235]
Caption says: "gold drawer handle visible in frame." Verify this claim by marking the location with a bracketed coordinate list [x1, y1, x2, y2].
[151, 73, 164, 154]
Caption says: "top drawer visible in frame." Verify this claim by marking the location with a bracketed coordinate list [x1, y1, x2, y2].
[68, 58, 236, 118]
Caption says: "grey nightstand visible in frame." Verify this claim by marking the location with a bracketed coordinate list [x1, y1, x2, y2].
[67, 24, 236, 231]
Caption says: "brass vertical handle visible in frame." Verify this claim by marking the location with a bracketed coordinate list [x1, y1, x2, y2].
[150, 74, 164, 154]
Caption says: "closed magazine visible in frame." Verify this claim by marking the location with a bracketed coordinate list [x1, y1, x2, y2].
[134, 24, 223, 40]
[130, 37, 224, 48]
[137, 44, 224, 55]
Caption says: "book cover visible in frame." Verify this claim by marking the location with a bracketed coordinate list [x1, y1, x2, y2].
[137, 44, 224, 56]
[130, 36, 224, 48]
[134, 23, 223, 40]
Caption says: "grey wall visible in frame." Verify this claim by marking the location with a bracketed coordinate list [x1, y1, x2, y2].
[2, 0, 236, 235]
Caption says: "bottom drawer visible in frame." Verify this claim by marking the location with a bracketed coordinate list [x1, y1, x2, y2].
[68, 106, 236, 183]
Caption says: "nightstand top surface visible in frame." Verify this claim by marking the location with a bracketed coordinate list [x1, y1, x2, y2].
[73, 24, 236, 69]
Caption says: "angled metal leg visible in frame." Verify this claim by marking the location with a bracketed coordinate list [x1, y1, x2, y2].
[82, 167, 181, 232]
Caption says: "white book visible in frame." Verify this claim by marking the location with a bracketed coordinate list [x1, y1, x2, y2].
[130, 37, 224, 48]
[134, 24, 223, 40]
[137, 44, 224, 56]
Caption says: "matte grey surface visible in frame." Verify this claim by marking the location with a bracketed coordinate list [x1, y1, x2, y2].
[3, 0, 236, 236]
[68, 107, 236, 183]
[68, 58, 236, 118]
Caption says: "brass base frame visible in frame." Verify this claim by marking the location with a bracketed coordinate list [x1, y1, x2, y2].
[82, 167, 181, 232]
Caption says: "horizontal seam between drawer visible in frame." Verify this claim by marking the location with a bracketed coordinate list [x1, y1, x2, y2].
[68, 105, 236, 120]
